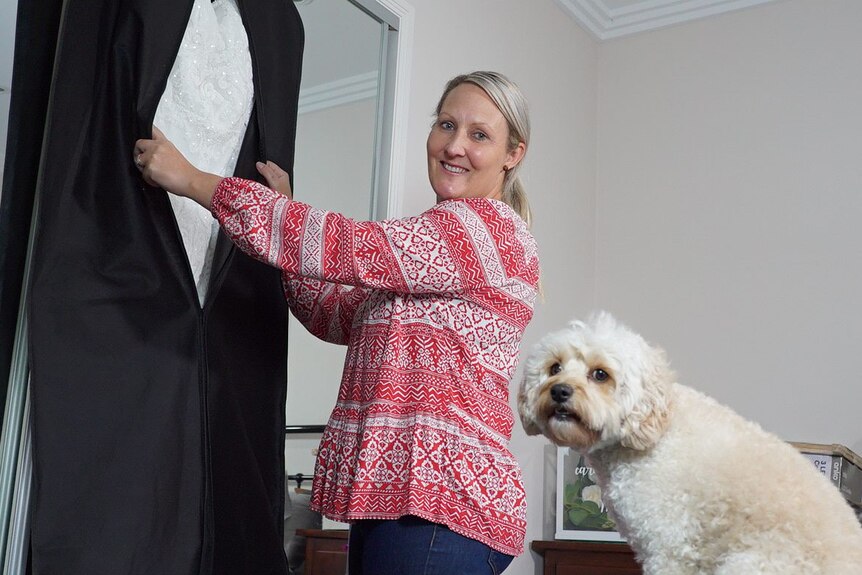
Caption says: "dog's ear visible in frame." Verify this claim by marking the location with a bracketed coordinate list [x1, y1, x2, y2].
[517, 388, 543, 436]
[620, 400, 669, 450]
[619, 346, 674, 450]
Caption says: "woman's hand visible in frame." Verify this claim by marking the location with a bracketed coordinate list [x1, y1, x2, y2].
[256, 160, 293, 199]
[134, 127, 222, 209]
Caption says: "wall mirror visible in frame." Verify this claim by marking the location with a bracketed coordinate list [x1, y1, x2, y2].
[287, 0, 383, 430]
[283, 0, 413, 511]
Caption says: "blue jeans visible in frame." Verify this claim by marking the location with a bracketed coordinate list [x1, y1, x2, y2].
[347, 515, 514, 575]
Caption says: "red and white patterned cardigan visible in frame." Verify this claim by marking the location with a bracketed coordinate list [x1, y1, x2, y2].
[212, 178, 540, 555]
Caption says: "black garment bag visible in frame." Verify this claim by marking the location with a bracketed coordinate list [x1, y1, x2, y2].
[2, 0, 304, 572]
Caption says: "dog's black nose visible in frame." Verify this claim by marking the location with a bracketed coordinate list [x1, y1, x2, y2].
[550, 383, 573, 403]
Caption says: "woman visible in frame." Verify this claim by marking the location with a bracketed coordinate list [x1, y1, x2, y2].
[135, 71, 539, 575]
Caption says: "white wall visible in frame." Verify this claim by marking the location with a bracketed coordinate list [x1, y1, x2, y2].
[595, 0, 862, 457]
[401, 1, 597, 572]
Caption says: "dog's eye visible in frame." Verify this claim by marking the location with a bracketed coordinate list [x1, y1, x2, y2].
[549, 363, 562, 376]
[591, 369, 609, 382]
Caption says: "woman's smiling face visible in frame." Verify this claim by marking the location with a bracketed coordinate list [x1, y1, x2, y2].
[427, 83, 524, 203]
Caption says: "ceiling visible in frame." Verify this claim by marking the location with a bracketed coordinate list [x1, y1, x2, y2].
[555, 0, 781, 40]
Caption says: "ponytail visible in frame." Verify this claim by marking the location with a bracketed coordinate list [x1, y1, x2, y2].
[503, 175, 532, 228]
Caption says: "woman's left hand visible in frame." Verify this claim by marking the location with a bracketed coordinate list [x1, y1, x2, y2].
[256, 160, 293, 199]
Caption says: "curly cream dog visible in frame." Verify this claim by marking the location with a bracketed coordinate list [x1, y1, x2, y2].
[518, 311, 862, 574]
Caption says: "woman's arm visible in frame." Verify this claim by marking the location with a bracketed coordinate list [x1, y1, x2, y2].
[256, 158, 368, 344]
[135, 130, 538, 297]
[282, 275, 367, 345]
[213, 178, 538, 297]
[134, 127, 293, 204]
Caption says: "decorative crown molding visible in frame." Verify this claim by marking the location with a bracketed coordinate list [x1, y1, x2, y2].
[297, 71, 379, 115]
[555, 0, 780, 40]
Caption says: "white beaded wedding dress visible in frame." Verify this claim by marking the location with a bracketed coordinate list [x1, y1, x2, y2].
[154, 0, 254, 303]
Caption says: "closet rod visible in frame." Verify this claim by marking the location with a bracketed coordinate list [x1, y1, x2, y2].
[285, 425, 326, 434]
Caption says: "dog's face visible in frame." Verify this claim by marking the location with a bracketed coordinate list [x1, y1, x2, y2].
[518, 312, 673, 451]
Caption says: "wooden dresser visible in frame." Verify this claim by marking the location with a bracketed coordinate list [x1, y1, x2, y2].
[296, 529, 348, 575]
[297, 532, 642, 574]
[531, 540, 642, 575]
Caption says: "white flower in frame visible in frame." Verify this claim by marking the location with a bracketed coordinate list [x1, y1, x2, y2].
[581, 484, 603, 506]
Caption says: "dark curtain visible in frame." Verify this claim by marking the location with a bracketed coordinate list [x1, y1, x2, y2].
[1, 0, 304, 573]
[0, 0, 63, 413]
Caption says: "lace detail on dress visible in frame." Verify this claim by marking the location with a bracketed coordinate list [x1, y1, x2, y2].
[153, 0, 254, 304]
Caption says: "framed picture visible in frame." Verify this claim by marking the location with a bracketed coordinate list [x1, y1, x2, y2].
[555, 446, 625, 541]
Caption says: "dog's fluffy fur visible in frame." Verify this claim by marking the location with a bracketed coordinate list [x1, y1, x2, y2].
[519, 311, 862, 574]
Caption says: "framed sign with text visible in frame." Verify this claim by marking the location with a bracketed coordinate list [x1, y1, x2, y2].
[555, 447, 626, 542]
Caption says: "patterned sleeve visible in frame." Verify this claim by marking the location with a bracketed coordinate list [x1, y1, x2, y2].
[212, 177, 539, 295]
[281, 274, 367, 345]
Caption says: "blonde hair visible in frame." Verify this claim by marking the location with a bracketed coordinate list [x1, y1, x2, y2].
[434, 71, 532, 227]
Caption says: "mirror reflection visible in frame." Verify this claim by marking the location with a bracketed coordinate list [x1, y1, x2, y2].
[288, 0, 383, 428]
